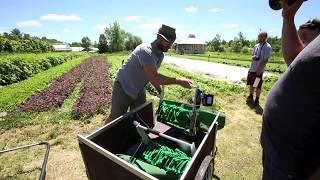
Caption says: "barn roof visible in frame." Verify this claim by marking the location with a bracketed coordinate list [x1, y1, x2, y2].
[177, 34, 206, 45]
[53, 43, 72, 51]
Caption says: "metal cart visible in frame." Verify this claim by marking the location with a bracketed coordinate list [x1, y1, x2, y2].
[78, 97, 225, 180]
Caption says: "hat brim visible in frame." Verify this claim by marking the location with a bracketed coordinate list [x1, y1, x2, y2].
[157, 33, 174, 44]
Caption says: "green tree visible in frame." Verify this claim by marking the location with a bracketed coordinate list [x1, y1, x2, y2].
[81, 36, 91, 52]
[208, 34, 224, 52]
[238, 32, 250, 47]
[11, 28, 22, 39]
[98, 34, 108, 53]
[132, 36, 142, 48]
[23, 33, 31, 39]
[93, 41, 98, 48]
[125, 32, 134, 51]
[125, 32, 142, 51]
[267, 36, 281, 53]
[71, 42, 82, 47]
[105, 22, 125, 52]
[0, 30, 53, 53]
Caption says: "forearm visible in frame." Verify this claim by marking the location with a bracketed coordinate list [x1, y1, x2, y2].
[309, 167, 320, 180]
[282, 18, 304, 65]
[257, 59, 269, 72]
[150, 73, 178, 86]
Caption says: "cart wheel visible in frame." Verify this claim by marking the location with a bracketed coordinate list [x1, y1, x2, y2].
[203, 160, 213, 180]
[195, 155, 213, 180]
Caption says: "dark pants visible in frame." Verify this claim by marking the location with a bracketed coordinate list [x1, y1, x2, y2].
[109, 81, 146, 120]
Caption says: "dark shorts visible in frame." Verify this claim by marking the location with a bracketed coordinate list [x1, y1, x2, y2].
[247, 72, 263, 89]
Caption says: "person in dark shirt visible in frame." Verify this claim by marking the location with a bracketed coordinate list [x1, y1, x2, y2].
[261, 0, 320, 179]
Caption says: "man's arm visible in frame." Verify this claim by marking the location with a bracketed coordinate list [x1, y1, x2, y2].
[256, 46, 271, 74]
[143, 64, 193, 89]
[281, 0, 304, 65]
[256, 58, 269, 75]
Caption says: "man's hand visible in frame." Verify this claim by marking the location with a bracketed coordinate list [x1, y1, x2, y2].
[155, 85, 163, 98]
[176, 78, 193, 89]
[282, 0, 304, 21]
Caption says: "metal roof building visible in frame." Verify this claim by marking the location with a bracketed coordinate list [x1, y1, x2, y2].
[53, 43, 72, 52]
[176, 34, 206, 54]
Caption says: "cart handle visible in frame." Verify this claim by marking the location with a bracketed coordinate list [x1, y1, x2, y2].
[0, 142, 50, 180]
[195, 155, 213, 180]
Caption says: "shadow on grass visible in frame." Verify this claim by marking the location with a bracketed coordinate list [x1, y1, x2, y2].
[246, 99, 264, 115]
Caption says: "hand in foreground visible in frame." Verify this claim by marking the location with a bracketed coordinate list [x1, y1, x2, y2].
[177, 78, 193, 89]
[282, 0, 304, 21]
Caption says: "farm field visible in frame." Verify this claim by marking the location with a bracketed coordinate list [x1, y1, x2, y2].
[0, 52, 273, 179]
[0, 52, 86, 86]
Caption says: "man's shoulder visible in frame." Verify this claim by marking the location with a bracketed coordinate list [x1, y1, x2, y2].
[138, 43, 152, 51]
[135, 43, 152, 55]
[266, 42, 272, 48]
[263, 42, 272, 50]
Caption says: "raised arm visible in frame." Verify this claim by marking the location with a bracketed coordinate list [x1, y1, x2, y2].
[281, 0, 304, 65]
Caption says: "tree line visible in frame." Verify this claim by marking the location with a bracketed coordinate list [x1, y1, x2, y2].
[78, 22, 143, 53]
[1, 24, 282, 55]
[205, 32, 281, 54]
[0, 28, 55, 53]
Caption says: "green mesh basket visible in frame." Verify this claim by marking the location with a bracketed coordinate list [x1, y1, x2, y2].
[157, 100, 225, 132]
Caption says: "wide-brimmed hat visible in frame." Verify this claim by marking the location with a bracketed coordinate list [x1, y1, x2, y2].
[157, 24, 176, 43]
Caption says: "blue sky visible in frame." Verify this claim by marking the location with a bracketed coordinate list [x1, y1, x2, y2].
[0, 0, 318, 44]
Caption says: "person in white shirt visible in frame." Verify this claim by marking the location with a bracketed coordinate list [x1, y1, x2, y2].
[246, 32, 272, 105]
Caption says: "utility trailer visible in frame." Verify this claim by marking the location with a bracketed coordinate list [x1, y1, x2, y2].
[78, 92, 225, 180]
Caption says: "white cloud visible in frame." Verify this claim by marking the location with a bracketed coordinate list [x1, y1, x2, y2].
[16, 20, 42, 28]
[124, 15, 142, 21]
[136, 23, 162, 30]
[145, 16, 167, 22]
[94, 24, 109, 32]
[221, 23, 240, 29]
[63, 28, 72, 33]
[41, 14, 82, 22]
[184, 6, 198, 12]
[210, 8, 224, 12]
[47, 33, 62, 39]
[0, 27, 8, 34]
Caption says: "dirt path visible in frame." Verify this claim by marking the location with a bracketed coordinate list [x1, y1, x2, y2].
[164, 56, 277, 83]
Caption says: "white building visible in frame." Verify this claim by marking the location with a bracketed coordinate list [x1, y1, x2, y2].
[71, 47, 84, 52]
[176, 34, 206, 54]
[89, 47, 98, 53]
[53, 43, 72, 52]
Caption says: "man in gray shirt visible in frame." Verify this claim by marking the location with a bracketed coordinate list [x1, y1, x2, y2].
[104, 24, 193, 124]
[246, 32, 272, 105]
